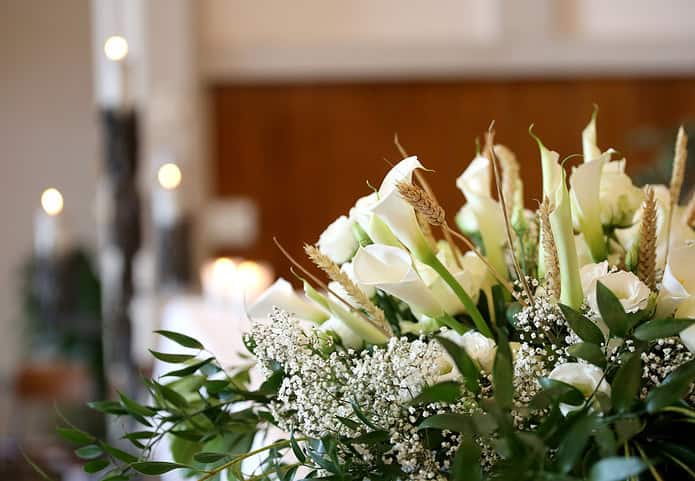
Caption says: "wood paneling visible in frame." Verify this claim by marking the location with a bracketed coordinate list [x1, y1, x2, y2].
[209, 77, 695, 275]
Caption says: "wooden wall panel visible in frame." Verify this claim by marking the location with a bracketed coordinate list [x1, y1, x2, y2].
[209, 77, 695, 275]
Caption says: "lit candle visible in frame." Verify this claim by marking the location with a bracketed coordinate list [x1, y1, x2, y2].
[102, 35, 130, 109]
[34, 188, 67, 258]
[201, 257, 273, 304]
[152, 161, 182, 228]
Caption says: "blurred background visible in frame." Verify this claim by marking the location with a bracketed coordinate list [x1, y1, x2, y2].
[2, 0, 695, 478]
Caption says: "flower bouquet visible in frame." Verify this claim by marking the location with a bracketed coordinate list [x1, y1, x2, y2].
[59, 111, 695, 481]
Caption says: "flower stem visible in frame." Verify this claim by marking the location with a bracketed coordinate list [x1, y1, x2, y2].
[423, 250, 492, 338]
[436, 313, 469, 335]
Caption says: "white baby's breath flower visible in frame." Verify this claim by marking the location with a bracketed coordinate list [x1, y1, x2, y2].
[548, 362, 611, 415]
[318, 215, 359, 264]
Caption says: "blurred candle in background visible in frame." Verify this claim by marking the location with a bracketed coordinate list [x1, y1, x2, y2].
[152, 161, 182, 228]
[201, 257, 272, 305]
[102, 35, 130, 109]
[34, 188, 68, 258]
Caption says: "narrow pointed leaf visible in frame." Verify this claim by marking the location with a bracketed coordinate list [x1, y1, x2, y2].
[596, 282, 628, 337]
[155, 330, 204, 350]
[611, 352, 642, 412]
[567, 342, 606, 368]
[633, 318, 695, 341]
[559, 304, 605, 345]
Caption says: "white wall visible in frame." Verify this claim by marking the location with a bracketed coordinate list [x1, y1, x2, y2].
[0, 0, 98, 375]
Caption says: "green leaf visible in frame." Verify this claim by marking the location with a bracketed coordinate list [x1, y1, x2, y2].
[101, 475, 128, 481]
[596, 282, 629, 337]
[567, 342, 606, 368]
[436, 335, 480, 394]
[589, 457, 646, 481]
[149, 350, 197, 364]
[291, 432, 306, 463]
[532, 378, 585, 409]
[335, 416, 361, 431]
[157, 383, 189, 408]
[493, 333, 514, 410]
[614, 418, 644, 444]
[633, 318, 695, 341]
[193, 452, 228, 463]
[87, 400, 127, 415]
[556, 414, 597, 473]
[155, 330, 204, 349]
[83, 459, 109, 473]
[131, 461, 188, 475]
[350, 430, 390, 445]
[75, 444, 103, 460]
[410, 381, 461, 405]
[163, 357, 215, 378]
[611, 352, 642, 413]
[451, 437, 482, 481]
[118, 391, 156, 418]
[57, 427, 93, 445]
[646, 359, 695, 413]
[559, 304, 605, 345]
[350, 400, 381, 431]
[102, 443, 138, 464]
[418, 413, 472, 433]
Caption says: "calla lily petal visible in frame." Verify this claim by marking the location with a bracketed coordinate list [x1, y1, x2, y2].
[582, 107, 602, 163]
[570, 154, 608, 261]
[353, 244, 443, 318]
[370, 187, 431, 259]
[536, 136, 583, 309]
[250, 278, 330, 323]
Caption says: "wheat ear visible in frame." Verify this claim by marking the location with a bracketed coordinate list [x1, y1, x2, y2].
[273, 238, 391, 337]
[539, 196, 561, 300]
[304, 244, 390, 334]
[670, 126, 688, 204]
[394, 134, 462, 268]
[396, 181, 520, 301]
[638, 186, 657, 291]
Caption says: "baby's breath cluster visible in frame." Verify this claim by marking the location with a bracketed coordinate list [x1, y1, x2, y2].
[640, 337, 694, 399]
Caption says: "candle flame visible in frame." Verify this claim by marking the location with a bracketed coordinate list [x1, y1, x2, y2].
[41, 188, 64, 216]
[158, 163, 182, 190]
[104, 35, 128, 61]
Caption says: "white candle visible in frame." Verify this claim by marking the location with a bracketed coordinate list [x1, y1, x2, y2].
[152, 162, 183, 228]
[201, 257, 273, 305]
[102, 35, 130, 110]
[34, 188, 68, 258]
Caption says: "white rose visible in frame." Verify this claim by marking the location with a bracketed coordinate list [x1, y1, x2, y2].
[676, 297, 695, 353]
[598, 160, 644, 228]
[580, 261, 609, 295]
[586, 270, 650, 315]
[318, 215, 359, 264]
[548, 362, 611, 415]
[441, 329, 497, 373]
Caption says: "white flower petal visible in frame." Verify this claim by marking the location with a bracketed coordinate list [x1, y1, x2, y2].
[250, 278, 330, 323]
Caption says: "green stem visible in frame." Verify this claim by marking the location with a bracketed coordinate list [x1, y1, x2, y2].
[436, 313, 469, 335]
[423, 251, 492, 338]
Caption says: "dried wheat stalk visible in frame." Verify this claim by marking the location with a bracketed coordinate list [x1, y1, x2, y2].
[638, 186, 657, 291]
[539, 196, 561, 300]
[396, 180, 521, 302]
[304, 244, 390, 333]
[670, 126, 688, 204]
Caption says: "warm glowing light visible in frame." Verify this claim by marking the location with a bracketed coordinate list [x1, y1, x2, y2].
[157, 163, 182, 190]
[213, 257, 237, 277]
[104, 35, 129, 61]
[41, 188, 64, 216]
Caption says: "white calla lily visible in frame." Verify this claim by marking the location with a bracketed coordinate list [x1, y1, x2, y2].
[319, 316, 364, 349]
[582, 107, 602, 163]
[427, 253, 485, 316]
[570, 153, 608, 261]
[456, 155, 507, 277]
[656, 242, 695, 318]
[353, 244, 443, 318]
[249, 278, 329, 323]
[536, 135, 583, 309]
[349, 193, 400, 247]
